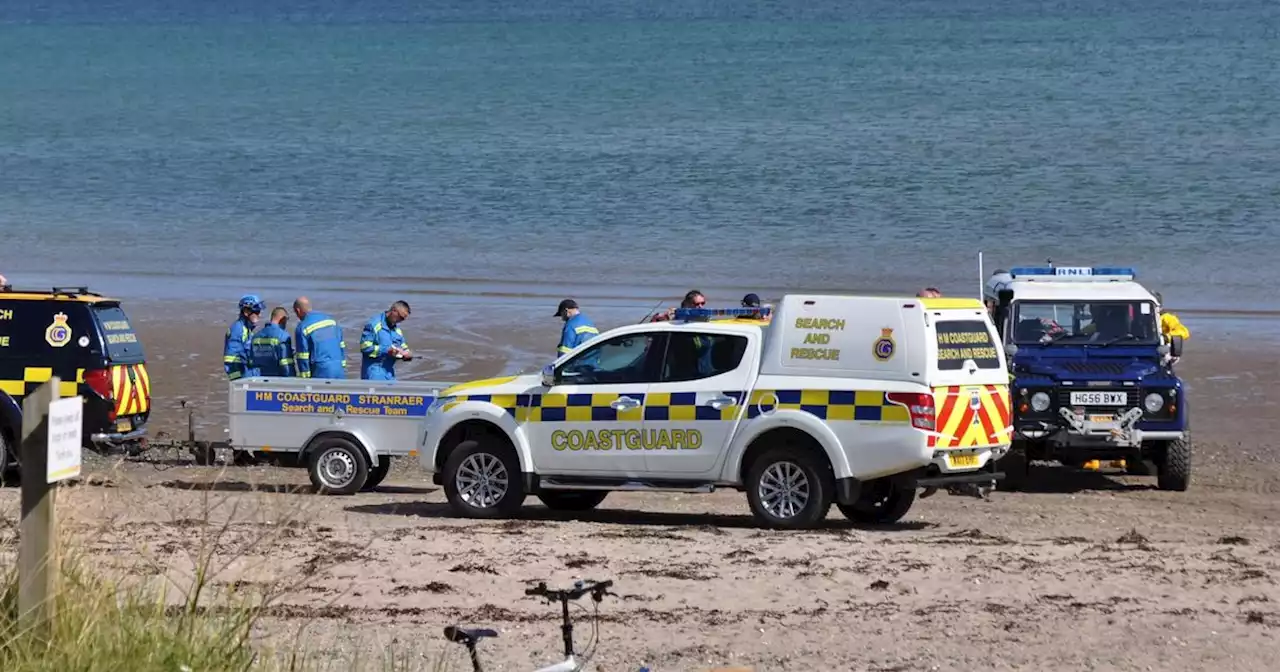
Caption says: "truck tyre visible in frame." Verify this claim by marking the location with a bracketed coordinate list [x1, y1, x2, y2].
[0, 430, 15, 484]
[837, 475, 916, 525]
[745, 447, 834, 530]
[1157, 439, 1191, 492]
[443, 438, 526, 519]
[537, 491, 608, 511]
[362, 457, 391, 492]
[995, 448, 1029, 492]
[306, 437, 370, 495]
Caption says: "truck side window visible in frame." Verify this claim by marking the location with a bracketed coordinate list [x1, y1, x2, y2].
[662, 333, 748, 382]
[559, 333, 663, 385]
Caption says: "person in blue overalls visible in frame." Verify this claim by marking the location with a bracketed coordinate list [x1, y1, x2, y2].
[249, 307, 296, 377]
[360, 300, 412, 380]
[224, 294, 264, 380]
[292, 296, 347, 379]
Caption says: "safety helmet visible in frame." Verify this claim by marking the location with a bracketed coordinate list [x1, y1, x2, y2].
[238, 294, 264, 314]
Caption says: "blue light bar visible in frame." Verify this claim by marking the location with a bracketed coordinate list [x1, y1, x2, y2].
[674, 306, 773, 321]
[1009, 266, 1136, 281]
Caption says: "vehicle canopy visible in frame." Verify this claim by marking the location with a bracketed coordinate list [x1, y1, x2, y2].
[757, 294, 1006, 388]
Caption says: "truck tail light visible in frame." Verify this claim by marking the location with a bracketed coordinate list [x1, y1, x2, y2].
[84, 369, 117, 421]
[887, 392, 936, 432]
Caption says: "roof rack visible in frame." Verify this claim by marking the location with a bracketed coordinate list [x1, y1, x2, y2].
[50, 286, 102, 297]
[673, 306, 773, 322]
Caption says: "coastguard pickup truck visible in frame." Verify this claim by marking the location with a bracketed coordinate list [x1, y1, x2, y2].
[419, 295, 1013, 529]
[985, 265, 1190, 490]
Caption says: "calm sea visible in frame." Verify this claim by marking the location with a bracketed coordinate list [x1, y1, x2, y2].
[3, 0, 1279, 327]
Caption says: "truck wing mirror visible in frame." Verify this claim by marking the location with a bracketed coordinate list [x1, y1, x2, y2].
[541, 364, 556, 387]
[1169, 335, 1183, 358]
[997, 289, 1014, 307]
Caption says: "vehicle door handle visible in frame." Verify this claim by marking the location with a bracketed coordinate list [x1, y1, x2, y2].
[706, 395, 737, 410]
[610, 397, 640, 410]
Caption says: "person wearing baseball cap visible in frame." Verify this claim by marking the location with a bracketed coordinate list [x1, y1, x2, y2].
[554, 299, 599, 357]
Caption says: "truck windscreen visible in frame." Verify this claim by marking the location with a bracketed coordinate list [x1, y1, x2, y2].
[1011, 301, 1159, 345]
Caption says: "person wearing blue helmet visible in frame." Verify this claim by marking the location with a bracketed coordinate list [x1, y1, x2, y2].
[224, 294, 264, 380]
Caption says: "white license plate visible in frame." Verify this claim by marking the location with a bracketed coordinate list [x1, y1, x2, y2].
[1070, 391, 1126, 406]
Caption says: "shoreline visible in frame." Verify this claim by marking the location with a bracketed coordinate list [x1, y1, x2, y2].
[129, 301, 1280, 473]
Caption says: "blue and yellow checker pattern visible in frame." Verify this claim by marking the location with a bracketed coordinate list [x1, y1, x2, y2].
[439, 389, 908, 424]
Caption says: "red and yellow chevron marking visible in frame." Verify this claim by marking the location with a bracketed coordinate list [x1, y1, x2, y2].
[931, 384, 1012, 449]
[111, 364, 152, 416]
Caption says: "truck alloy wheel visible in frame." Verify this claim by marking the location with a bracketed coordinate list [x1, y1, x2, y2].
[746, 448, 833, 529]
[307, 437, 369, 495]
[443, 439, 526, 518]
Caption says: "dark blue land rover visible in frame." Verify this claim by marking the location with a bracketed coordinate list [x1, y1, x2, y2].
[985, 266, 1189, 491]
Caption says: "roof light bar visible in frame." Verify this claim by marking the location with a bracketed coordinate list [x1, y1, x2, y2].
[674, 306, 773, 321]
[1009, 266, 1136, 282]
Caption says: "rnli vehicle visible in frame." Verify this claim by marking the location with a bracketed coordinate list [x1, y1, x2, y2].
[985, 265, 1190, 490]
[0, 285, 151, 479]
[418, 295, 1013, 529]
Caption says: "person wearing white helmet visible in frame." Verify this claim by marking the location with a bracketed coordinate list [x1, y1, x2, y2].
[224, 294, 264, 380]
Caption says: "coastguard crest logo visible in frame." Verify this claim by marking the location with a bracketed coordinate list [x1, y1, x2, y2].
[872, 327, 896, 361]
[45, 312, 71, 348]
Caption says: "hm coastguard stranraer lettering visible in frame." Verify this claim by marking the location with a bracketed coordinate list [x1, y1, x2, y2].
[246, 390, 429, 417]
[791, 316, 845, 361]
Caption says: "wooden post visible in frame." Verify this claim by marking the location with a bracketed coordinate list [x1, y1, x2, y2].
[18, 377, 60, 634]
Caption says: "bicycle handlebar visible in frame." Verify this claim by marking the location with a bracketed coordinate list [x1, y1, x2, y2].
[525, 579, 615, 603]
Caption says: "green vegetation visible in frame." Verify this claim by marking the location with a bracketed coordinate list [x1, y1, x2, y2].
[0, 478, 448, 672]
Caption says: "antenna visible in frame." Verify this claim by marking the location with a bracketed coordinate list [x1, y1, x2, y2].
[977, 251, 985, 300]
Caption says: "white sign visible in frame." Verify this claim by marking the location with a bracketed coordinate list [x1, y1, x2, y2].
[47, 396, 83, 483]
[1055, 267, 1093, 276]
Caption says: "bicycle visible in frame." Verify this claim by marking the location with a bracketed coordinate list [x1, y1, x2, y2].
[444, 578, 621, 672]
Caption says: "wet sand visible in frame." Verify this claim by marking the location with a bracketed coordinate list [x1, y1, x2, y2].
[3, 302, 1280, 671]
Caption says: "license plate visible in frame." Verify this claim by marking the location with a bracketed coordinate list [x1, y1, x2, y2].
[947, 453, 980, 469]
[117, 418, 132, 432]
[1088, 414, 1113, 423]
[1069, 391, 1126, 406]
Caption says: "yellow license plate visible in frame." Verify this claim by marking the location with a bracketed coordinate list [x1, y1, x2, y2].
[1088, 415, 1113, 423]
[947, 453, 980, 469]
[117, 418, 132, 432]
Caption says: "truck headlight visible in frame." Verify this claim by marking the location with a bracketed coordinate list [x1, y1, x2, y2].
[1143, 392, 1165, 413]
[1030, 391, 1051, 412]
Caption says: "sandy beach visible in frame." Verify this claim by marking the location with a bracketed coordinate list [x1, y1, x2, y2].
[4, 303, 1280, 671]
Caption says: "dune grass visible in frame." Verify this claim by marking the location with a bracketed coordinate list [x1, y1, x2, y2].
[0, 463, 451, 672]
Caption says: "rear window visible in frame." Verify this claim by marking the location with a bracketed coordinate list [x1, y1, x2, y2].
[92, 305, 145, 361]
[934, 320, 1001, 370]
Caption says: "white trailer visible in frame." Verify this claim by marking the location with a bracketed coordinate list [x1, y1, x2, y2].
[210, 376, 453, 494]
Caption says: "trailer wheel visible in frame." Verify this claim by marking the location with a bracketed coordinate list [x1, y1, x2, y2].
[307, 437, 369, 495]
[361, 457, 391, 492]
[443, 438, 525, 518]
